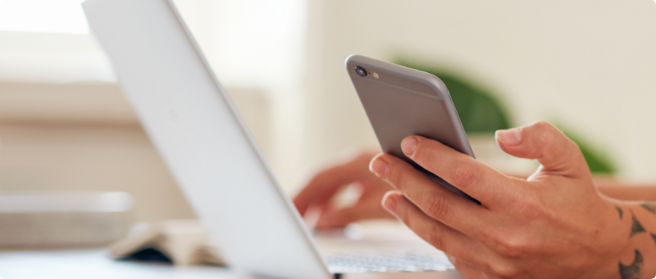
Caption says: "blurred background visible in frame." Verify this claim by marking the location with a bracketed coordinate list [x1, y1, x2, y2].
[1, 0, 656, 225]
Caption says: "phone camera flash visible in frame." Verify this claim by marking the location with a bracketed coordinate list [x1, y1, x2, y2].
[372, 72, 379, 79]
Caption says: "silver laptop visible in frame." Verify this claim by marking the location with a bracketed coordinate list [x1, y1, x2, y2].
[82, 1, 461, 278]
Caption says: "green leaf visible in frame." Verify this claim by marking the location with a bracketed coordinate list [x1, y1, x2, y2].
[394, 58, 616, 175]
[557, 125, 617, 175]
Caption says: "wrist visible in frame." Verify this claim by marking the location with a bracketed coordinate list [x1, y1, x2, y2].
[584, 198, 638, 279]
[596, 199, 656, 279]
[624, 202, 656, 279]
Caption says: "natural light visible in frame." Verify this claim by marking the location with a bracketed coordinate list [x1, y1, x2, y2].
[0, 0, 88, 34]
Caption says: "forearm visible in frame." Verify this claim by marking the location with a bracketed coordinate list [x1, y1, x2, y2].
[612, 200, 656, 279]
[597, 185, 656, 202]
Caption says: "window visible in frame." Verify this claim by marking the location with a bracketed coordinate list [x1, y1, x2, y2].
[0, 0, 88, 34]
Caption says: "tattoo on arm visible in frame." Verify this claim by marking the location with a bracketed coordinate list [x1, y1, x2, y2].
[630, 211, 646, 237]
[651, 233, 656, 246]
[619, 250, 643, 279]
[616, 206, 624, 219]
[640, 203, 656, 214]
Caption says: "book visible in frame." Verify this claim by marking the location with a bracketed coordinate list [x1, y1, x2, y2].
[109, 219, 224, 266]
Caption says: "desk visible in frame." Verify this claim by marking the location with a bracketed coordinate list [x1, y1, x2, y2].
[0, 248, 464, 279]
[0, 222, 462, 279]
[0, 249, 245, 279]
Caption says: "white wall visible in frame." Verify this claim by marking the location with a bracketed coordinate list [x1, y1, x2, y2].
[302, 0, 656, 183]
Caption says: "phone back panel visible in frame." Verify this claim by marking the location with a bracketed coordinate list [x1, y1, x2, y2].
[346, 55, 475, 198]
[346, 55, 473, 161]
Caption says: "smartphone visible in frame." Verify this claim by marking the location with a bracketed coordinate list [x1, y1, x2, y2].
[345, 54, 478, 202]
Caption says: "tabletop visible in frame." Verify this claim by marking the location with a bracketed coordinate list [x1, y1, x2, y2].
[0, 221, 460, 279]
[0, 249, 251, 279]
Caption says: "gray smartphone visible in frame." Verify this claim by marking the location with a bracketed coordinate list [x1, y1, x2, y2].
[345, 54, 478, 202]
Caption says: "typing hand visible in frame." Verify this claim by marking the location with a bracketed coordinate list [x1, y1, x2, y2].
[294, 151, 394, 229]
[371, 121, 647, 278]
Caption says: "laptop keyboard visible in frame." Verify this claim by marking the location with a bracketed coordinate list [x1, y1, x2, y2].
[326, 252, 454, 273]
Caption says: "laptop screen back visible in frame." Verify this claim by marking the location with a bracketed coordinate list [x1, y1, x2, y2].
[82, 1, 330, 278]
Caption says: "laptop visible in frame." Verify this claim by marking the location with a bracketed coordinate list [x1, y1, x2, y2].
[82, 1, 462, 278]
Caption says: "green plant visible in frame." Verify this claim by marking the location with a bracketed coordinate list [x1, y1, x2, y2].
[557, 126, 617, 175]
[394, 58, 616, 175]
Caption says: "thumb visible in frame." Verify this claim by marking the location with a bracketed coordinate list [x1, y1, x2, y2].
[495, 121, 588, 177]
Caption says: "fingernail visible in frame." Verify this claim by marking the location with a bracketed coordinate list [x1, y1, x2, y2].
[401, 137, 418, 155]
[370, 156, 389, 177]
[496, 128, 522, 146]
[383, 194, 397, 212]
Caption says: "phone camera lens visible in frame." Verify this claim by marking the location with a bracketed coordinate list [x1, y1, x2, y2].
[355, 66, 367, 77]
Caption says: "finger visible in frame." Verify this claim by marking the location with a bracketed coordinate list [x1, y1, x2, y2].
[371, 153, 493, 236]
[315, 207, 360, 229]
[399, 135, 517, 204]
[316, 195, 395, 229]
[294, 163, 364, 216]
[495, 121, 588, 178]
[382, 191, 493, 266]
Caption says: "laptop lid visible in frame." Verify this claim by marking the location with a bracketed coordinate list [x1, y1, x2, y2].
[82, 1, 331, 278]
